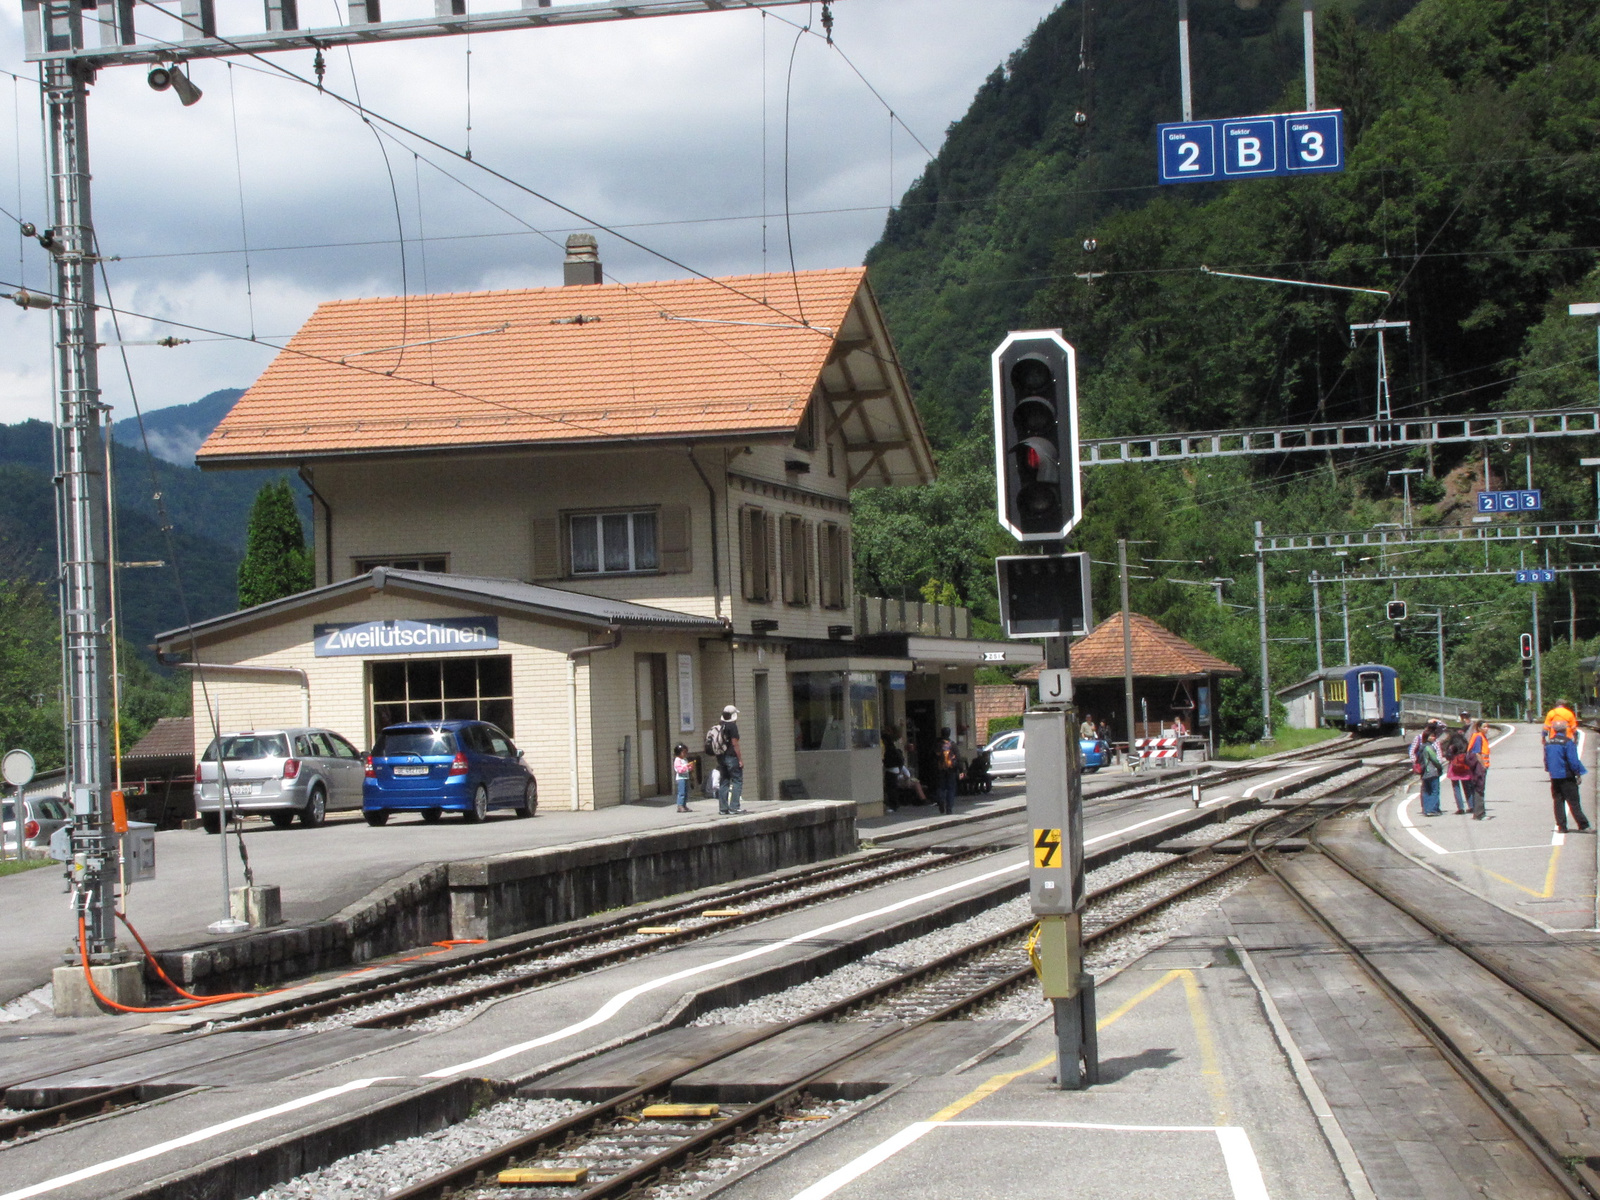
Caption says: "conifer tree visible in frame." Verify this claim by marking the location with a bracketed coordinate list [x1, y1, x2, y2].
[237, 479, 312, 607]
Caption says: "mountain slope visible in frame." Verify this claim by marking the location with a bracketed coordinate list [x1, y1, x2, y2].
[112, 388, 245, 465]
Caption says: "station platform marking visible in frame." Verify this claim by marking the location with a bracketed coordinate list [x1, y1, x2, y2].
[786, 1121, 1269, 1200]
[0, 794, 1294, 1200]
[786, 967, 1268, 1200]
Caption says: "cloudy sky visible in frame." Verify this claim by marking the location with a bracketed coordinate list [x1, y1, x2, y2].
[0, 0, 1058, 425]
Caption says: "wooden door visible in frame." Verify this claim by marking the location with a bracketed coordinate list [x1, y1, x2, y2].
[636, 654, 670, 796]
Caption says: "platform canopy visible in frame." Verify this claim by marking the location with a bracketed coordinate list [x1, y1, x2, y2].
[1018, 613, 1242, 682]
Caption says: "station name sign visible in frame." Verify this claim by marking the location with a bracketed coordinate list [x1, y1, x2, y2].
[1158, 109, 1343, 184]
[313, 616, 499, 657]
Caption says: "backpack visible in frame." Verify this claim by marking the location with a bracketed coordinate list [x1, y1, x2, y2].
[938, 740, 957, 771]
[705, 723, 728, 757]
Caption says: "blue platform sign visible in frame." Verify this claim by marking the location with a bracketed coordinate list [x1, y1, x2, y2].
[1515, 569, 1556, 584]
[1158, 110, 1344, 184]
[1476, 490, 1542, 513]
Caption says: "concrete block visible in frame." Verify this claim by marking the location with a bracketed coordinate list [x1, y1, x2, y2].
[231, 885, 283, 928]
[52, 961, 147, 1017]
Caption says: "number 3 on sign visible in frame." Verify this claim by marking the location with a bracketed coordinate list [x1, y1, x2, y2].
[1298, 130, 1324, 161]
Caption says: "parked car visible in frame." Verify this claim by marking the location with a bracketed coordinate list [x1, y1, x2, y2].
[2, 794, 72, 853]
[196, 727, 366, 832]
[982, 729, 1110, 777]
[362, 720, 536, 825]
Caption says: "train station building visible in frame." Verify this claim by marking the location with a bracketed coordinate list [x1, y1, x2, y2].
[156, 245, 1037, 813]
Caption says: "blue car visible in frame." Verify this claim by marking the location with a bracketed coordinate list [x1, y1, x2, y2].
[363, 720, 536, 825]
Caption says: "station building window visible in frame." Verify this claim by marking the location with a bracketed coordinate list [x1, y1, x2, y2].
[570, 511, 658, 575]
[355, 555, 449, 573]
[369, 655, 514, 736]
[793, 670, 879, 751]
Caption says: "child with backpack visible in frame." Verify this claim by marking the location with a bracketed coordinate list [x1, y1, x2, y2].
[672, 744, 693, 813]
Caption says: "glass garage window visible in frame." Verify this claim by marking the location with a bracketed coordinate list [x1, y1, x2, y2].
[570, 512, 658, 575]
[370, 655, 514, 737]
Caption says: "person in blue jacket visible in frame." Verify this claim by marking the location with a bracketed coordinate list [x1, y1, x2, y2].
[1544, 721, 1590, 834]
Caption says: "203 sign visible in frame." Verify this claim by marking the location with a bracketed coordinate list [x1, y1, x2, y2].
[1159, 110, 1343, 185]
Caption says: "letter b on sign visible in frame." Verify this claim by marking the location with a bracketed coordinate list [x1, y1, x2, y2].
[1222, 119, 1277, 176]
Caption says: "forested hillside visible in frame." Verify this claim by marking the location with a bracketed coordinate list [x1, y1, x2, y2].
[856, 0, 1600, 732]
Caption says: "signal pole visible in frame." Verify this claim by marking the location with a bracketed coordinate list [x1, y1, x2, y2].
[1254, 521, 1272, 739]
[1311, 571, 1324, 673]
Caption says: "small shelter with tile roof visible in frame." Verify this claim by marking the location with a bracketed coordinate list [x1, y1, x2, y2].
[1018, 613, 1242, 751]
[161, 241, 1036, 813]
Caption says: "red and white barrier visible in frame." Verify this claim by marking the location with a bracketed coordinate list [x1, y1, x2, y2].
[1133, 737, 1181, 759]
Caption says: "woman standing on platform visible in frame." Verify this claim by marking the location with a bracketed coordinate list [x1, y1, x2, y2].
[1419, 727, 1445, 816]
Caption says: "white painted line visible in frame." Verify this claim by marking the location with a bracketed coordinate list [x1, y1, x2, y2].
[1395, 790, 1447, 856]
[1201, 793, 1234, 809]
[787, 1121, 1272, 1200]
[787, 1121, 937, 1200]
[1443, 843, 1564, 855]
[1242, 766, 1317, 798]
[4, 793, 1243, 1200]
[427, 857, 1028, 1077]
[1085, 807, 1189, 845]
[0, 1079, 392, 1200]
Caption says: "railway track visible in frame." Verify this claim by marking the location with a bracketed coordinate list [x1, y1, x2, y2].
[1252, 815, 1600, 1200]
[0, 740, 1395, 1158]
[360, 769, 1409, 1200]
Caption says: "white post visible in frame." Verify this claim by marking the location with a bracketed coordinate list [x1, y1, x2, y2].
[1302, 0, 1316, 110]
[1177, 0, 1194, 121]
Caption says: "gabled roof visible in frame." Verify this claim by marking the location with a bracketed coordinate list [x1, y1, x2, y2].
[154, 568, 721, 651]
[1015, 613, 1242, 682]
[123, 716, 195, 761]
[197, 266, 935, 487]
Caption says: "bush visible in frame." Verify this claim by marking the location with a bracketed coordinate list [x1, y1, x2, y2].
[986, 714, 1024, 742]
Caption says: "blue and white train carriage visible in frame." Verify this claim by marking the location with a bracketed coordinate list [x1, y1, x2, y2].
[1320, 664, 1401, 736]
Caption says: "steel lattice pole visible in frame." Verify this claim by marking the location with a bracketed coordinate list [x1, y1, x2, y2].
[45, 58, 117, 959]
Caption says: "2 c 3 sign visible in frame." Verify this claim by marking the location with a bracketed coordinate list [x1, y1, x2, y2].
[1158, 110, 1343, 184]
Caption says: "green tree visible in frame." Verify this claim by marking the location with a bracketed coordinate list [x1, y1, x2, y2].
[0, 567, 64, 769]
[237, 479, 312, 608]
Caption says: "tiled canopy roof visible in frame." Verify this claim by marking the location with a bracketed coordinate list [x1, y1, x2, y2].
[197, 267, 929, 481]
[123, 716, 195, 760]
[1016, 613, 1242, 682]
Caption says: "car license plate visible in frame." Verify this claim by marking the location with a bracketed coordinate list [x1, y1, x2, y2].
[223, 784, 258, 800]
[392, 766, 429, 777]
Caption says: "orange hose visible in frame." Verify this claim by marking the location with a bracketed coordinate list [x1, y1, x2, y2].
[78, 916, 264, 1013]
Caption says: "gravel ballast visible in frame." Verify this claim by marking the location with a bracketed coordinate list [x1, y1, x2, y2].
[248, 1096, 587, 1200]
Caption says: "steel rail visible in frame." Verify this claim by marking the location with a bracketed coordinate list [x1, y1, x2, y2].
[384, 777, 1404, 1200]
[1250, 827, 1597, 1200]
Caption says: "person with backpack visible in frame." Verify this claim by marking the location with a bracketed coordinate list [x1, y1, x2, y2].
[1544, 720, 1590, 834]
[1417, 727, 1444, 816]
[934, 727, 959, 815]
[1442, 731, 1473, 815]
[707, 705, 744, 815]
[1466, 719, 1493, 812]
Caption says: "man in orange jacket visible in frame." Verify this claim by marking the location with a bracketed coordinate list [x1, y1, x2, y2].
[1544, 700, 1578, 742]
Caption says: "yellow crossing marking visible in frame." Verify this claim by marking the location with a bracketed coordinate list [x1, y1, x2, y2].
[927, 968, 1220, 1123]
[1479, 842, 1563, 899]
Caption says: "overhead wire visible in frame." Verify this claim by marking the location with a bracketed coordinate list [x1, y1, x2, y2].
[225, 64, 258, 340]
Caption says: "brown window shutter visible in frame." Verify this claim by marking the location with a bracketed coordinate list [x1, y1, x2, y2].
[818, 522, 835, 609]
[765, 511, 780, 605]
[840, 526, 852, 607]
[530, 517, 561, 580]
[740, 507, 756, 600]
[802, 519, 816, 606]
[659, 504, 692, 574]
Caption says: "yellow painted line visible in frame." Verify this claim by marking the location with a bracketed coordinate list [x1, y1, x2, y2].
[1179, 969, 1230, 1124]
[1480, 842, 1562, 899]
[928, 968, 1196, 1124]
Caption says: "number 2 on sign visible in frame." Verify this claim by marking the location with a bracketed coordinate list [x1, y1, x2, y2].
[1176, 141, 1201, 172]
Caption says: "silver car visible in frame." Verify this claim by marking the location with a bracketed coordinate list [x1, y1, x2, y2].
[196, 728, 365, 832]
[2, 794, 72, 854]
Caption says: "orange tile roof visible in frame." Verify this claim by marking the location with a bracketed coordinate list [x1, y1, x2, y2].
[1016, 613, 1242, 682]
[198, 268, 870, 464]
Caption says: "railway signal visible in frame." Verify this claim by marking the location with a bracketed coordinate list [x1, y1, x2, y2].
[1521, 633, 1535, 661]
[992, 331, 1081, 541]
[1386, 599, 1407, 622]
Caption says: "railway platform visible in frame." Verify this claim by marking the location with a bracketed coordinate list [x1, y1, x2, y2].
[1375, 723, 1598, 932]
[719, 934, 1354, 1200]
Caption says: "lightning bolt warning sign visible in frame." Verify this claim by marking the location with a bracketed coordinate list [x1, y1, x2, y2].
[1033, 827, 1062, 869]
